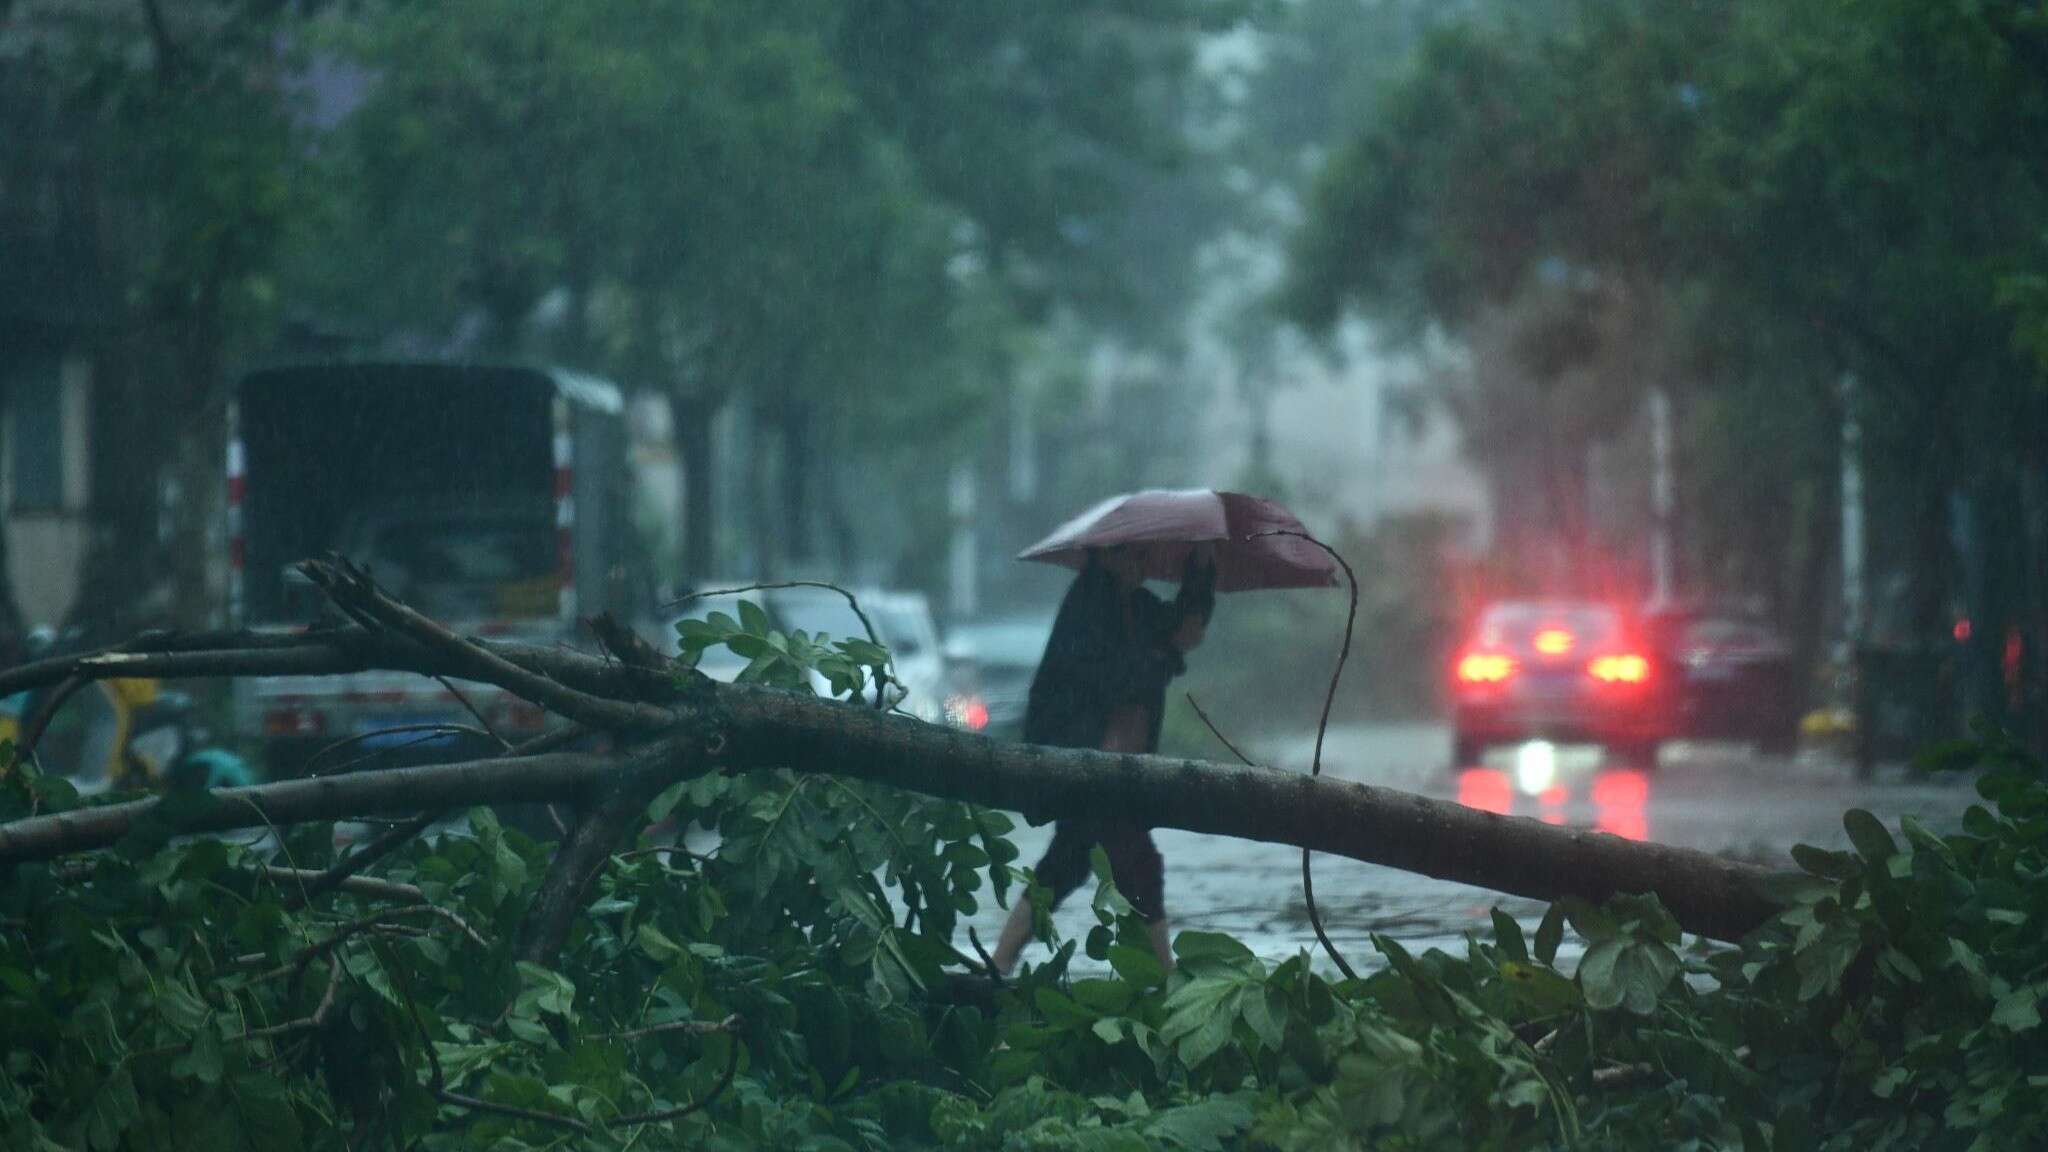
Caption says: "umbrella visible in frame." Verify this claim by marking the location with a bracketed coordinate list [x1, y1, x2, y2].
[1017, 489, 1339, 592]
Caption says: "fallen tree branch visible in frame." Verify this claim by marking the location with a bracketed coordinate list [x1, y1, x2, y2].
[300, 557, 668, 733]
[0, 686, 1782, 942]
[0, 603, 1790, 945]
[258, 867, 423, 904]
[0, 630, 675, 730]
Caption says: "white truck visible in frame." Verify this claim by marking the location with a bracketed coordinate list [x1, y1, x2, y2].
[227, 361, 653, 776]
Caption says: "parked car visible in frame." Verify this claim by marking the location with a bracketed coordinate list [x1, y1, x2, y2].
[1641, 603, 1802, 755]
[1449, 600, 1667, 768]
[864, 590, 947, 723]
[940, 612, 1057, 739]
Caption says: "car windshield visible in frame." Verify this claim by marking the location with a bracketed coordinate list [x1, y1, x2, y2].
[355, 516, 556, 619]
[770, 590, 867, 643]
[869, 603, 931, 657]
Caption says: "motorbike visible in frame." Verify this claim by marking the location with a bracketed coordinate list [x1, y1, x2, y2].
[1, 628, 253, 794]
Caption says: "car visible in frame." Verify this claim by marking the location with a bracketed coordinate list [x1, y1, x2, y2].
[863, 590, 947, 723]
[1641, 603, 1801, 755]
[1449, 600, 1667, 768]
[939, 612, 1057, 739]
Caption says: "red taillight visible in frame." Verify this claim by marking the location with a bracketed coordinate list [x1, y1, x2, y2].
[1457, 653, 1515, 684]
[1589, 654, 1649, 683]
[945, 695, 991, 731]
[1533, 628, 1575, 656]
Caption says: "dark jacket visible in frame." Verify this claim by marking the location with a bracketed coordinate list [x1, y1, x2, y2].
[1023, 554, 1215, 753]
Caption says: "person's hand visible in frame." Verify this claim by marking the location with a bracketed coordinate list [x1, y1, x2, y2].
[1171, 612, 1208, 653]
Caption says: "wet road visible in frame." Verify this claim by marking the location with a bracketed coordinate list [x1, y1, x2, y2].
[962, 724, 1978, 972]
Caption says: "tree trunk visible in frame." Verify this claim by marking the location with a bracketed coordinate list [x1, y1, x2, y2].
[167, 402, 225, 630]
[672, 394, 719, 583]
[0, 633, 1785, 944]
[66, 337, 166, 640]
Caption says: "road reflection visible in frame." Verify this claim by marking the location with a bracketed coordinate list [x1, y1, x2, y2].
[1455, 759, 1651, 841]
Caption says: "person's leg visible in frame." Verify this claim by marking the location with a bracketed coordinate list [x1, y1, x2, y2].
[1101, 823, 1172, 974]
[991, 821, 1091, 973]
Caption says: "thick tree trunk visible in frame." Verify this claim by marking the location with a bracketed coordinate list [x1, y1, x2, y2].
[0, 633, 1784, 944]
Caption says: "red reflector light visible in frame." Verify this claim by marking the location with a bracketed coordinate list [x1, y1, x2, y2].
[1457, 653, 1515, 684]
[1533, 628, 1574, 656]
[1589, 654, 1649, 683]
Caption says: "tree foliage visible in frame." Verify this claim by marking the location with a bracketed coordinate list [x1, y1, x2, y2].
[9, 615, 2048, 1147]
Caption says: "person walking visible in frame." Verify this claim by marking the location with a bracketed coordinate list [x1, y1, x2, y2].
[989, 545, 1216, 975]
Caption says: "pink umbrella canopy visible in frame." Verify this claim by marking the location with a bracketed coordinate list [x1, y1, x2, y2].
[1017, 489, 1339, 592]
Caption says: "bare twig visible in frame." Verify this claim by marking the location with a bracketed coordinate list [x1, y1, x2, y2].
[1590, 1061, 1658, 1089]
[1249, 529, 1362, 981]
[433, 676, 512, 750]
[609, 1028, 742, 1126]
[259, 866, 423, 904]
[966, 928, 1003, 983]
[247, 957, 344, 1042]
[611, 845, 713, 865]
[606, 1013, 740, 1043]
[1185, 693, 1258, 769]
[669, 581, 894, 710]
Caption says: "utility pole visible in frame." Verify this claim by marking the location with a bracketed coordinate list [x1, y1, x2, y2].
[1648, 387, 1674, 606]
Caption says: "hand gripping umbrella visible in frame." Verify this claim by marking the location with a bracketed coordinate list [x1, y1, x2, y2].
[1017, 489, 1338, 592]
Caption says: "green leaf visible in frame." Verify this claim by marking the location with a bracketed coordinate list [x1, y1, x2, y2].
[1791, 843, 1860, 880]
[1578, 939, 1628, 1011]
[1108, 943, 1166, 989]
[1578, 940, 1675, 1015]
[1994, 986, 2041, 1032]
[1843, 809, 1897, 864]
[1491, 908, 1527, 962]
[738, 598, 771, 635]
[635, 921, 683, 963]
[1172, 931, 1257, 967]
[1498, 961, 1582, 1011]
[1240, 988, 1286, 1052]
[1534, 904, 1565, 965]
[183, 1026, 223, 1085]
[1145, 1094, 1257, 1151]
[646, 781, 688, 823]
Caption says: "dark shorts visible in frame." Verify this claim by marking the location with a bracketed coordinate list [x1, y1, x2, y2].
[1031, 818, 1165, 922]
